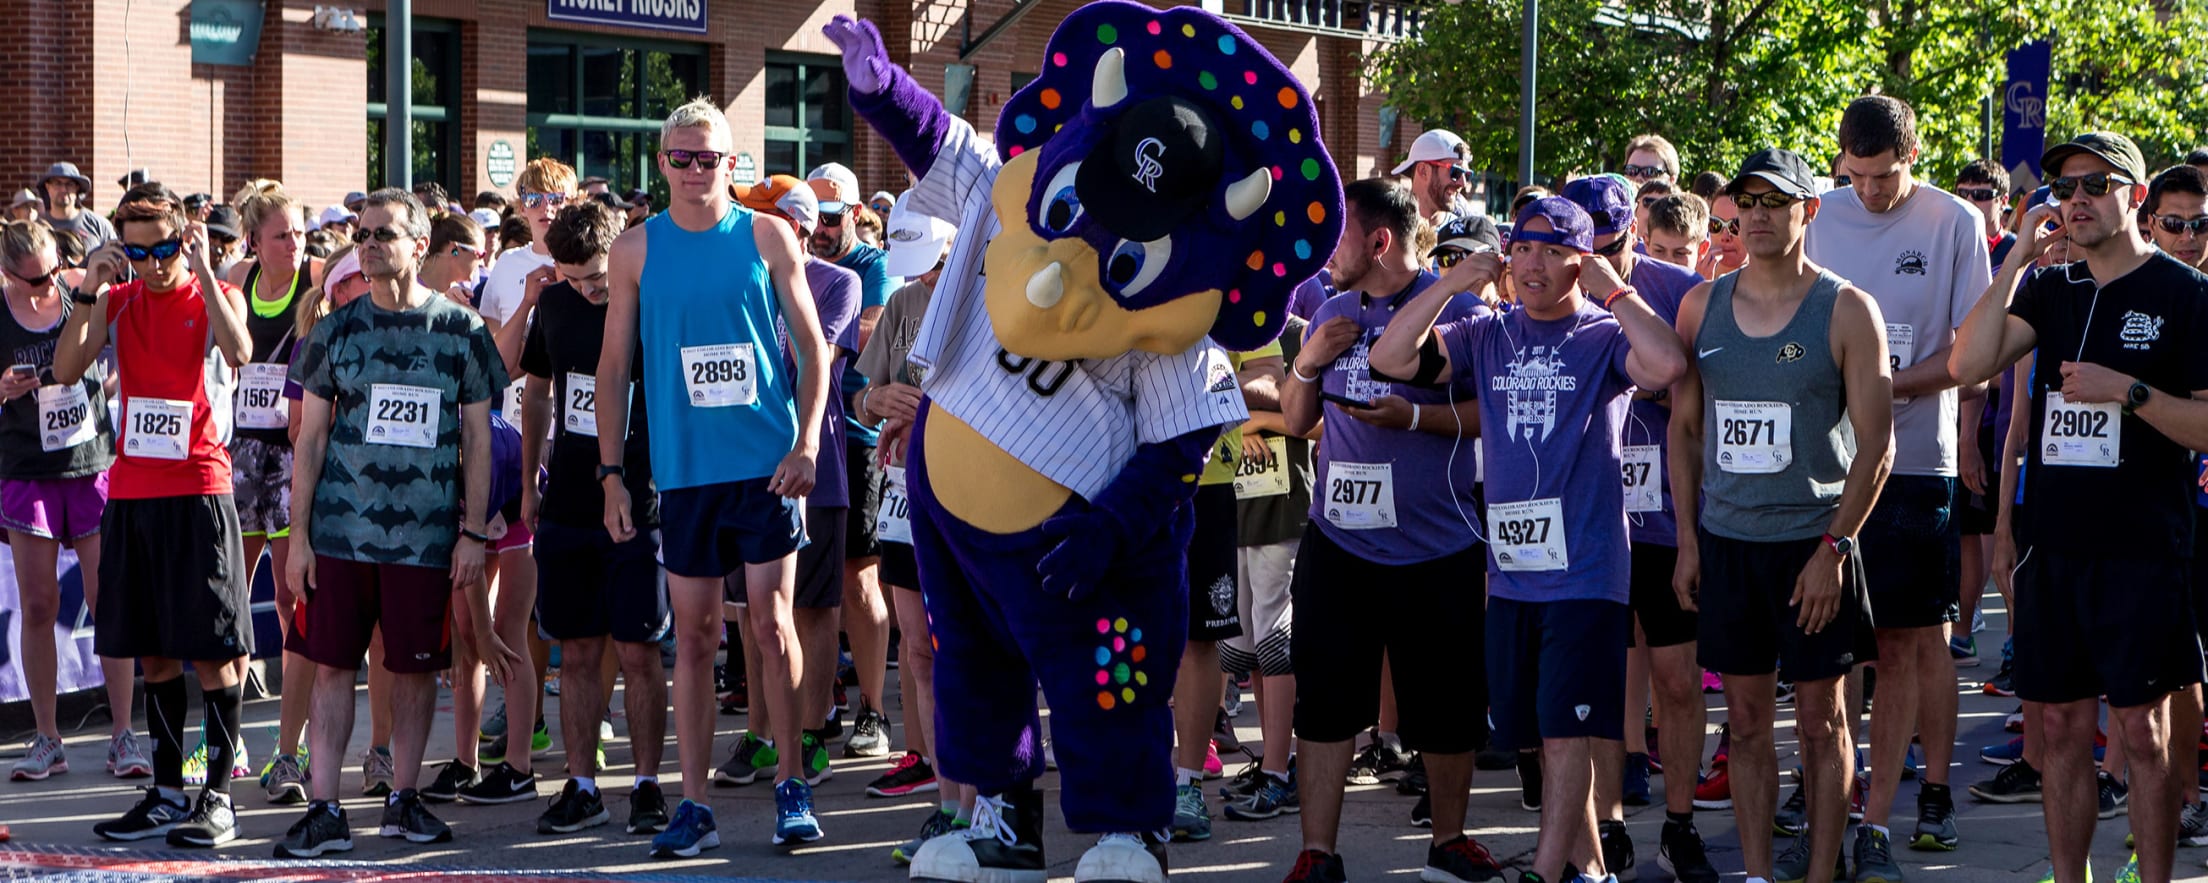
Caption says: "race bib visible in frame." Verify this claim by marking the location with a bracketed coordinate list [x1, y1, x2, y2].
[1232, 437, 1292, 500]
[876, 466, 913, 545]
[36, 384, 94, 453]
[1323, 461, 1397, 530]
[1622, 444, 1662, 513]
[1714, 400, 1793, 474]
[235, 363, 289, 430]
[1489, 497, 1568, 572]
[501, 379, 525, 426]
[122, 396, 191, 461]
[681, 343, 756, 408]
[366, 383, 440, 449]
[563, 372, 629, 439]
[2041, 391, 2118, 468]
[1887, 324, 1915, 404]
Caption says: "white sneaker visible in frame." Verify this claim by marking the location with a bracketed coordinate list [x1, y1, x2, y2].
[1074, 832, 1168, 883]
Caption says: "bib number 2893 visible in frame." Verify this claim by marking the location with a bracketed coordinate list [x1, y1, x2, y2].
[682, 343, 756, 408]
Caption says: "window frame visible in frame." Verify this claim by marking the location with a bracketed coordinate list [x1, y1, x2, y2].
[365, 15, 462, 194]
[763, 52, 854, 176]
[525, 29, 709, 201]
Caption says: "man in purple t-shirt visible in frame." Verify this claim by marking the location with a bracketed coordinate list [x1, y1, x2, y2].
[1277, 178, 1497, 883]
[1373, 197, 1687, 883]
[1559, 175, 1718, 881]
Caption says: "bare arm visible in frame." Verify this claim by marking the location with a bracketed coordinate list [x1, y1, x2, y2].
[1238, 355, 1284, 411]
[283, 392, 335, 597]
[1668, 284, 1711, 552]
[596, 226, 645, 542]
[518, 374, 554, 530]
[1822, 286, 1896, 544]
[187, 223, 253, 368]
[1369, 256, 1501, 384]
[54, 245, 125, 386]
[1950, 205, 2059, 385]
[1894, 343, 1961, 399]
[855, 305, 884, 360]
[759, 216, 828, 496]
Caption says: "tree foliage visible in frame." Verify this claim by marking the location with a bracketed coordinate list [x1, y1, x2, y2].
[1369, 0, 2208, 187]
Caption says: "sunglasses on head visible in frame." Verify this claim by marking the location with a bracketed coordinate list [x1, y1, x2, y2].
[1956, 187, 2000, 202]
[120, 238, 183, 262]
[2048, 172, 2133, 201]
[2155, 215, 2208, 236]
[518, 191, 570, 210]
[661, 150, 727, 170]
[1730, 191, 1801, 209]
[1623, 164, 1669, 180]
[352, 225, 410, 245]
[1710, 217, 1741, 236]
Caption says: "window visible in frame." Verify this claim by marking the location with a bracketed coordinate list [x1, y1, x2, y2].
[366, 17, 460, 194]
[527, 33, 707, 204]
[764, 55, 851, 178]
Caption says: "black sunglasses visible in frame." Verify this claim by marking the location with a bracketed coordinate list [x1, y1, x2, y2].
[2049, 172, 2133, 201]
[518, 191, 570, 210]
[1425, 162, 1471, 182]
[1638, 195, 1665, 209]
[2155, 215, 2208, 236]
[819, 211, 846, 227]
[662, 150, 727, 170]
[120, 238, 183, 262]
[1956, 187, 1999, 202]
[352, 225, 410, 245]
[1730, 191, 1801, 209]
[1593, 236, 1631, 257]
[1622, 164, 1670, 181]
[5, 266, 53, 287]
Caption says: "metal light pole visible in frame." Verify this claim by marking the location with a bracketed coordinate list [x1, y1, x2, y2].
[1517, 0, 1538, 185]
[385, 0, 413, 190]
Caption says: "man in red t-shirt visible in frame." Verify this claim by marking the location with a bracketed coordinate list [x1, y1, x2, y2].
[53, 186, 254, 848]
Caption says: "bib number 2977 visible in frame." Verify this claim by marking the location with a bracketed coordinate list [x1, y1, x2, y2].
[1323, 461, 1397, 530]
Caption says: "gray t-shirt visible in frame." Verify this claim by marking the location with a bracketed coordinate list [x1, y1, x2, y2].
[854, 278, 934, 392]
[290, 292, 506, 568]
[41, 210, 116, 250]
[1806, 185, 1990, 477]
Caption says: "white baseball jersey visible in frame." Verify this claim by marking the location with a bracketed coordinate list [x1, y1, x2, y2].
[902, 117, 1247, 501]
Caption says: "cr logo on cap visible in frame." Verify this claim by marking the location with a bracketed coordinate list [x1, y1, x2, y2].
[1131, 137, 1167, 192]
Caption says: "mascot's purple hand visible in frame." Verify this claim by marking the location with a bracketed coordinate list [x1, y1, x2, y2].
[823, 16, 889, 95]
[1039, 507, 1125, 603]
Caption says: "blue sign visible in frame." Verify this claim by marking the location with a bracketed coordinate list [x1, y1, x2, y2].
[190, 0, 266, 67]
[2002, 41, 2052, 188]
[547, 0, 708, 35]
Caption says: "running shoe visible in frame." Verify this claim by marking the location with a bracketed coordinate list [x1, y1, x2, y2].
[1853, 824, 1903, 883]
[714, 733, 776, 786]
[2180, 799, 2208, 847]
[772, 778, 823, 846]
[1204, 739, 1224, 778]
[1424, 834, 1505, 883]
[1848, 772, 1867, 821]
[167, 790, 238, 848]
[2099, 771, 2129, 819]
[1347, 735, 1411, 785]
[182, 736, 209, 786]
[2005, 707, 2025, 733]
[483, 718, 551, 764]
[273, 801, 353, 858]
[108, 731, 151, 779]
[867, 751, 939, 797]
[1599, 819, 1635, 876]
[628, 780, 671, 834]
[801, 732, 833, 786]
[1983, 640, 2017, 697]
[1981, 736, 2025, 765]
[1408, 792, 1431, 828]
[93, 786, 189, 841]
[1692, 760, 1731, 809]
[1226, 769, 1298, 821]
[379, 789, 452, 843]
[650, 799, 720, 858]
[1284, 850, 1349, 883]
[361, 746, 395, 797]
[1969, 759, 2042, 803]
[1623, 751, 1652, 806]
[457, 760, 539, 805]
[480, 701, 506, 742]
[1220, 762, 1264, 802]
[1399, 752, 1428, 795]
[719, 675, 749, 715]
[1171, 782, 1211, 841]
[1659, 818, 1721, 883]
[1519, 751, 1544, 811]
[537, 779, 610, 834]
[1970, 608, 1985, 634]
[1774, 830, 1846, 883]
[264, 753, 309, 805]
[419, 761, 478, 803]
[1911, 783, 1958, 851]
[10, 734, 67, 781]
[845, 709, 891, 758]
[2113, 854, 2140, 883]
[1774, 784, 1808, 836]
[1702, 671, 1724, 694]
[892, 809, 958, 865]
[1949, 634, 1980, 667]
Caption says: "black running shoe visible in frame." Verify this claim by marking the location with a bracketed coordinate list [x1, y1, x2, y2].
[379, 789, 453, 843]
[1658, 819, 1720, 883]
[166, 790, 238, 848]
[457, 761, 540, 805]
[628, 779, 671, 834]
[419, 761, 478, 804]
[273, 801, 354, 858]
[93, 787, 189, 842]
[1424, 834, 1505, 883]
[537, 779, 611, 834]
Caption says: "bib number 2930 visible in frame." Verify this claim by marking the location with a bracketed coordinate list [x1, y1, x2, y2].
[682, 343, 756, 408]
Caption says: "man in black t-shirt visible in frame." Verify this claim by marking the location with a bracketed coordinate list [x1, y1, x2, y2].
[1951, 131, 2208, 883]
[517, 201, 672, 838]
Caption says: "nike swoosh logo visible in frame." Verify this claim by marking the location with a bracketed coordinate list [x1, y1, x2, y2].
[1698, 347, 1724, 359]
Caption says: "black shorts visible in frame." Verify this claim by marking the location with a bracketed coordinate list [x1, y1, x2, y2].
[533, 520, 671, 643]
[846, 443, 880, 560]
[2012, 546, 2205, 708]
[794, 506, 848, 609]
[1487, 597, 1629, 750]
[2194, 515, 2208, 647]
[1957, 424, 2002, 536]
[1695, 528, 1876, 684]
[880, 541, 918, 590]
[1290, 524, 1487, 754]
[1628, 542, 1696, 648]
[658, 478, 805, 578]
[1860, 475, 1960, 629]
[1187, 484, 1243, 643]
[95, 494, 253, 661]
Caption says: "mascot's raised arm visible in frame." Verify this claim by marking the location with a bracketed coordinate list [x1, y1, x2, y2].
[824, 4, 1341, 882]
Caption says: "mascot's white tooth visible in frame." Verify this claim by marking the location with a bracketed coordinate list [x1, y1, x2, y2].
[1026, 261, 1066, 309]
[1225, 167, 1271, 221]
[1093, 48, 1128, 109]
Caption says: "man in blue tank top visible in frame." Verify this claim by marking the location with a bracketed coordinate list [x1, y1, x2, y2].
[592, 98, 834, 857]
[1669, 149, 1893, 883]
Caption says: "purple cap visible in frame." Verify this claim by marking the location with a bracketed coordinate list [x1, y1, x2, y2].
[1512, 196, 1594, 253]
[1559, 175, 1633, 236]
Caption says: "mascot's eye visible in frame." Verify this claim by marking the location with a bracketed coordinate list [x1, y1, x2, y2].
[1039, 162, 1085, 237]
[1104, 237, 1173, 298]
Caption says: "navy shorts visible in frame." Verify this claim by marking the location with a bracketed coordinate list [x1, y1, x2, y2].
[533, 520, 671, 643]
[1487, 597, 1630, 750]
[794, 506, 847, 609]
[1861, 475, 1960, 629]
[658, 478, 805, 579]
[2012, 546, 2205, 708]
[1186, 484, 1243, 643]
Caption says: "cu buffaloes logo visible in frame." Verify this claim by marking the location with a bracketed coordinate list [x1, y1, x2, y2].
[1776, 342, 1806, 363]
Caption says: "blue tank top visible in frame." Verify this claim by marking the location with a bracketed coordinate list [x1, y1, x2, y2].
[638, 206, 796, 490]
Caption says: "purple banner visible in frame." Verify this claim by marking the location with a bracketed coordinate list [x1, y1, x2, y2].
[546, 0, 708, 35]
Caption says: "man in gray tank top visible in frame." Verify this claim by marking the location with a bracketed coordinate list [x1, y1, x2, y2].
[1668, 148, 1894, 883]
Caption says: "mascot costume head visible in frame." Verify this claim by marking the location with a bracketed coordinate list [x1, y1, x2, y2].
[826, 4, 1340, 881]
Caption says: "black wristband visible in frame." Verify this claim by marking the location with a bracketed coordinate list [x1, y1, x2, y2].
[69, 291, 98, 306]
[458, 527, 491, 544]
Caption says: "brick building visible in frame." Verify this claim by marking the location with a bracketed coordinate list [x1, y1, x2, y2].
[0, 0, 1430, 215]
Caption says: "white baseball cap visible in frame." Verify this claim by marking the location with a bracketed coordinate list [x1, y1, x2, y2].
[469, 208, 501, 229]
[883, 192, 954, 278]
[1389, 129, 1472, 176]
[317, 205, 356, 227]
[805, 162, 861, 213]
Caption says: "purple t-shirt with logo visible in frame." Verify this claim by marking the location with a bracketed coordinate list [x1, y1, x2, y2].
[801, 257, 862, 507]
[1440, 298, 1637, 603]
[1289, 270, 1332, 322]
[1304, 271, 1489, 565]
[1617, 256, 1702, 547]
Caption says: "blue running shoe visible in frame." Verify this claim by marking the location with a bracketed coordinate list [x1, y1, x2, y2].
[773, 778, 823, 846]
[1981, 736, 2025, 766]
[649, 799, 720, 858]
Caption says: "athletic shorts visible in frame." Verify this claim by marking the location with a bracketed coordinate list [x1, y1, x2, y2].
[1187, 484, 1243, 643]
[1290, 524, 1487, 754]
[1956, 425, 2001, 536]
[1224, 539, 1295, 677]
[795, 506, 848, 609]
[95, 494, 252, 661]
[2194, 515, 2208, 648]
[659, 477, 806, 578]
[228, 436, 293, 538]
[1694, 528, 1876, 684]
[880, 540, 918, 590]
[487, 510, 533, 554]
[1, 472, 107, 542]
[1487, 597, 1630, 750]
[846, 442, 880, 559]
[533, 520, 671, 643]
[1860, 475, 1960, 629]
[2012, 546, 2205, 708]
[298, 556, 454, 674]
[1628, 542, 1695, 648]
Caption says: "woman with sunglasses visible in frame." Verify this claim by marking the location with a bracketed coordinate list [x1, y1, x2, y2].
[1703, 194, 1748, 280]
[422, 213, 491, 308]
[0, 218, 140, 786]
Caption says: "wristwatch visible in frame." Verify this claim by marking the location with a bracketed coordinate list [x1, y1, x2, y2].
[69, 291, 98, 306]
[458, 526, 491, 544]
[597, 464, 625, 482]
[2124, 381, 2152, 414]
[1823, 533, 1856, 558]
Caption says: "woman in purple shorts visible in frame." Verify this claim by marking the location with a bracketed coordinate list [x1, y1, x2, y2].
[0, 219, 144, 782]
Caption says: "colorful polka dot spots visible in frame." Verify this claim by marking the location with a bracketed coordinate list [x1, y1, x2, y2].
[1094, 617, 1147, 711]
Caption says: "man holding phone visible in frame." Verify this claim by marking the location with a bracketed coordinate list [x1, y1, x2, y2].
[1278, 178, 1497, 883]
